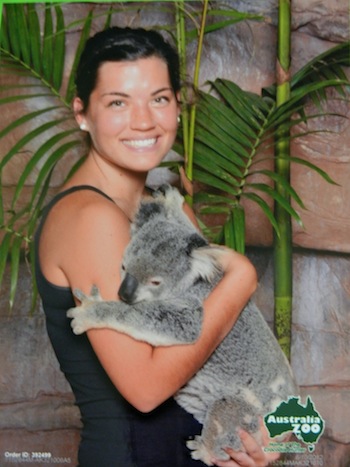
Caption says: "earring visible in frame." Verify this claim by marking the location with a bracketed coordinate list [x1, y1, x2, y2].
[80, 122, 88, 131]
[177, 116, 181, 123]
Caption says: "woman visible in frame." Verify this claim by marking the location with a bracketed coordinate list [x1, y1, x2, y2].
[35, 27, 277, 466]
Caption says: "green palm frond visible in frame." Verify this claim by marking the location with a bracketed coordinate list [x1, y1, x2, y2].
[264, 41, 350, 105]
[187, 43, 349, 252]
[0, 4, 89, 309]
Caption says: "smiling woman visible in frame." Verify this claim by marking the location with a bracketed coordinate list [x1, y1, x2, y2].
[34, 26, 272, 467]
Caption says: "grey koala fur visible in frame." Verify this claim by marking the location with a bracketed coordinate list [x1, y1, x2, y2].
[67, 184, 298, 465]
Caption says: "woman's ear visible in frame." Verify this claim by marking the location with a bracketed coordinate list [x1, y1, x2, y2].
[73, 97, 88, 130]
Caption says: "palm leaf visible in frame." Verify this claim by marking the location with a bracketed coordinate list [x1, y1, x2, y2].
[190, 43, 349, 246]
[185, 7, 263, 42]
[9, 234, 22, 309]
[65, 9, 93, 103]
[264, 41, 350, 104]
[27, 4, 42, 73]
[0, 3, 81, 308]
[52, 5, 66, 90]
[11, 129, 79, 208]
[0, 232, 11, 287]
[42, 5, 54, 84]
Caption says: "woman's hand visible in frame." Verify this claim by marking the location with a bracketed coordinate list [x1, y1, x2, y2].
[211, 421, 280, 467]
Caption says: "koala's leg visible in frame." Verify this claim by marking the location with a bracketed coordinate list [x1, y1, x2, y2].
[187, 395, 262, 464]
[67, 287, 203, 346]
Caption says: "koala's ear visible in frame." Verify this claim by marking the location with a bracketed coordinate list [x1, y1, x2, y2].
[132, 201, 165, 231]
[185, 233, 208, 255]
[152, 183, 172, 198]
[189, 243, 223, 283]
[185, 234, 222, 282]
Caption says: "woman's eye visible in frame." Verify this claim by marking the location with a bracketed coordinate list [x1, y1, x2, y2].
[153, 96, 169, 105]
[109, 100, 125, 108]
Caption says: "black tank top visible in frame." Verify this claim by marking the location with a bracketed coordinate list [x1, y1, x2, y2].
[34, 185, 205, 467]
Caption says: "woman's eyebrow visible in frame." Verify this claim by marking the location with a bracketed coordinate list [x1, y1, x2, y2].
[151, 87, 173, 96]
[102, 91, 129, 98]
[102, 87, 172, 98]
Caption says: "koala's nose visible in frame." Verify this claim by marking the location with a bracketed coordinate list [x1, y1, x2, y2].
[118, 273, 139, 303]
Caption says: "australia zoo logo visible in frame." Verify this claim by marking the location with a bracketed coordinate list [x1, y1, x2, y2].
[264, 396, 325, 453]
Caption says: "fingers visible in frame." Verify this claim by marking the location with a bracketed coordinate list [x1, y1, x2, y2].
[235, 429, 268, 466]
[211, 428, 277, 467]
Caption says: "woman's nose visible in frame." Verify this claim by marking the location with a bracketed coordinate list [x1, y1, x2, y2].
[130, 104, 156, 131]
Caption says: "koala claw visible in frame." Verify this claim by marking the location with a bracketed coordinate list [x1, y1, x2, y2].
[67, 285, 103, 335]
[66, 304, 88, 335]
[69, 320, 86, 335]
[73, 285, 103, 304]
[186, 437, 216, 466]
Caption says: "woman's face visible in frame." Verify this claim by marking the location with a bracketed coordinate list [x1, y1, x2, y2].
[75, 57, 180, 174]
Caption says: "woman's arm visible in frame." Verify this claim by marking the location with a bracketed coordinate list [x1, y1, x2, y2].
[58, 194, 257, 412]
[89, 247, 256, 412]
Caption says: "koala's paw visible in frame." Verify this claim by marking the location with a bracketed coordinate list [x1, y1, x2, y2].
[73, 284, 103, 303]
[187, 437, 216, 466]
[67, 285, 103, 335]
[187, 432, 242, 466]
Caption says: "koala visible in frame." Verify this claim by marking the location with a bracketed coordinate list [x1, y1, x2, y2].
[67, 184, 298, 466]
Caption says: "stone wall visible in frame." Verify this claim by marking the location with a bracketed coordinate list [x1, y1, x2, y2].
[0, 1, 349, 466]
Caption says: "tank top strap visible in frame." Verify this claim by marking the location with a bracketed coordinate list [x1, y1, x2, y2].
[51, 185, 115, 205]
[44, 185, 114, 219]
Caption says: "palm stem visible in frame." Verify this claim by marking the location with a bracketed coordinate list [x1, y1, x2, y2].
[274, 0, 292, 359]
[187, 0, 209, 184]
[175, 0, 189, 160]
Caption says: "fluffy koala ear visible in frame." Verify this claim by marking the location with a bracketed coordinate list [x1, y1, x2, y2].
[132, 200, 165, 231]
[186, 234, 223, 283]
[152, 183, 172, 198]
[185, 233, 208, 254]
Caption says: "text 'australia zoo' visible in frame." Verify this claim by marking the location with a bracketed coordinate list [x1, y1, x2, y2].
[264, 396, 325, 450]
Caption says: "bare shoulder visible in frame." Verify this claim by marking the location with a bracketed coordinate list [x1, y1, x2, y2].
[49, 188, 128, 236]
[40, 188, 131, 293]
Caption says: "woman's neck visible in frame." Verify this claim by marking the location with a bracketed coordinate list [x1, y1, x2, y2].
[63, 152, 149, 217]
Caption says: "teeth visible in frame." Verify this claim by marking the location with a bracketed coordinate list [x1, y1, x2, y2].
[123, 138, 157, 148]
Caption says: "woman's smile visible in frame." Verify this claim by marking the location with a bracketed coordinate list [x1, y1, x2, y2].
[122, 137, 158, 149]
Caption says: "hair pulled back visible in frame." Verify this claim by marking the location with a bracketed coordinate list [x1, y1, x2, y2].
[75, 27, 180, 110]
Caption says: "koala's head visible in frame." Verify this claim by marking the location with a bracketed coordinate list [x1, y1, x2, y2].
[118, 221, 222, 304]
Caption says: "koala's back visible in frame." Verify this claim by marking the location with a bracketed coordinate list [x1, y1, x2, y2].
[175, 302, 297, 424]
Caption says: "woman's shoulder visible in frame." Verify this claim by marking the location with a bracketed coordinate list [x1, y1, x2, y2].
[42, 185, 131, 257]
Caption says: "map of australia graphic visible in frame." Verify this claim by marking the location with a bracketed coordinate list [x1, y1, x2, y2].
[264, 396, 325, 451]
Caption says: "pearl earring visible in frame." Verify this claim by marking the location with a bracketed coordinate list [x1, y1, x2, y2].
[177, 116, 181, 123]
[80, 122, 88, 131]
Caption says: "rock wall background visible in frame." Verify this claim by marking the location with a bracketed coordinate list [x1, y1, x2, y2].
[0, 1, 349, 466]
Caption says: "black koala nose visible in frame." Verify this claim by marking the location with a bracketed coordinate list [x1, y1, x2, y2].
[118, 273, 139, 303]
